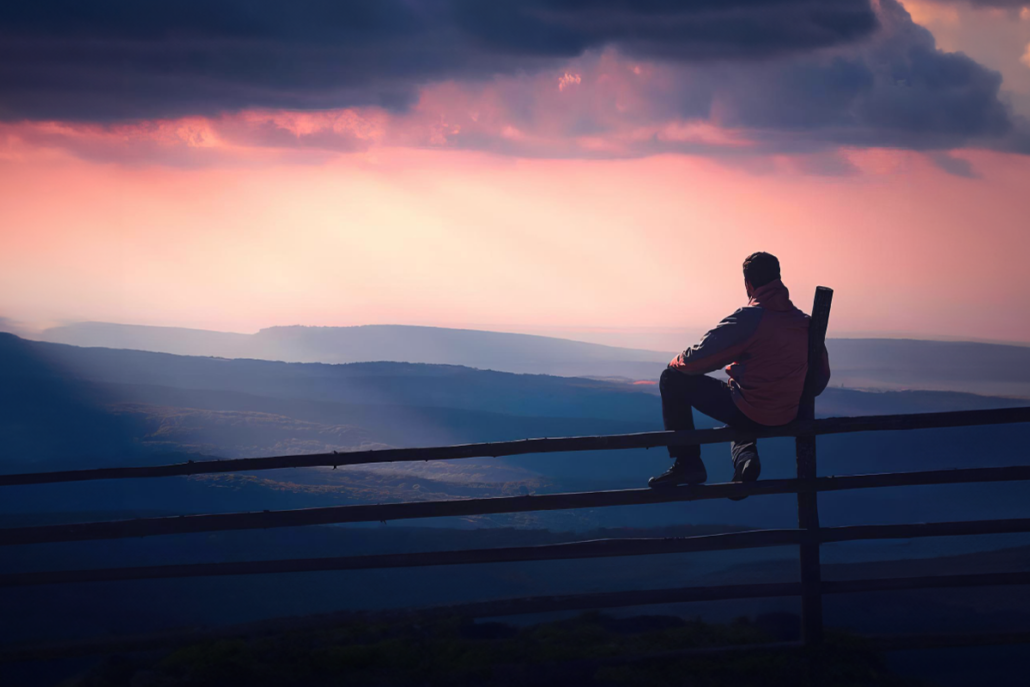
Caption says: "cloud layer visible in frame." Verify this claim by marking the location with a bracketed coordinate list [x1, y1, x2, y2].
[1, 0, 1027, 165]
[932, 0, 1029, 8]
[0, 0, 879, 122]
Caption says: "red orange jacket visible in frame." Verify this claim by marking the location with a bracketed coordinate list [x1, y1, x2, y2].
[669, 279, 831, 426]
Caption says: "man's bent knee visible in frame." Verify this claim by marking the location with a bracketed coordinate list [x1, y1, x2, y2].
[660, 367, 700, 397]
[659, 367, 679, 396]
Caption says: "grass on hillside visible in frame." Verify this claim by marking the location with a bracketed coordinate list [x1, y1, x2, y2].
[73, 611, 926, 687]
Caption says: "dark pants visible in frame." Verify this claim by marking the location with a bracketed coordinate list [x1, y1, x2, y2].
[659, 368, 763, 470]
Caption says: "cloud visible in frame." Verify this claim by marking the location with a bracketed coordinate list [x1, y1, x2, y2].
[0, 0, 879, 122]
[0, 111, 385, 167]
[1, 0, 1026, 167]
[928, 0, 1029, 8]
[707, 0, 1016, 151]
[926, 151, 980, 176]
[558, 73, 582, 92]
[378, 0, 1028, 158]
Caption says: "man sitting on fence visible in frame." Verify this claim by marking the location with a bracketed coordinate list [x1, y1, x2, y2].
[650, 252, 830, 490]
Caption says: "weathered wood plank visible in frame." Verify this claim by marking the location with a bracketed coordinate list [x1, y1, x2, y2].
[4, 518, 1030, 586]
[819, 517, 1030, 543]
[0, 529, 804, 587]
[4, 466, 1030, 546]
[2, 406, 1029, 487]
[822, 571, 1030, 595]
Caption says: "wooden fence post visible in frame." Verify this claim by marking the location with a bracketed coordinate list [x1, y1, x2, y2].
[797, 286, 833, 650]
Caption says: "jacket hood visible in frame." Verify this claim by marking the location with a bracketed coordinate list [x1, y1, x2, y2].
[748, 279, 794, 312]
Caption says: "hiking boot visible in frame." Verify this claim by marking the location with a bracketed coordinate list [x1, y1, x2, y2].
[648, 456, 707, 488]
[728, 455, 761, 501]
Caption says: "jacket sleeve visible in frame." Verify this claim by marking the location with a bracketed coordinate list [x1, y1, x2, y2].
[668, 307, 762, 376]
[811, 344, 831, 396]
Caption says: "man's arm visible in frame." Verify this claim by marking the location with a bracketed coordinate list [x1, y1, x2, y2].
[669, 308, 762, 375]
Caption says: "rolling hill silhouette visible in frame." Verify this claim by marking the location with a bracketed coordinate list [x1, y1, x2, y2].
[39, 321, 1030, 397]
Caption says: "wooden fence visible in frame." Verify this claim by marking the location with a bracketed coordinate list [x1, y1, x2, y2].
[3, 286, 1030, 665]
[3, 406, 1030, 665]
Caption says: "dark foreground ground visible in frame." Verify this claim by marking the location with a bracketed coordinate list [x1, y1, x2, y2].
[56, 612, 924, 687]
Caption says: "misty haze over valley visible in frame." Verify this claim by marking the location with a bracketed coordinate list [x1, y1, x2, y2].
[35, 321, 1030, 399]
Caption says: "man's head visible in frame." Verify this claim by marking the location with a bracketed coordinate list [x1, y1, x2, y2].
[742, 252, 780, 297]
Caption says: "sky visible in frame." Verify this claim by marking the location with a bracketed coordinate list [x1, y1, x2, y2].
[2, 0, 1030, 348]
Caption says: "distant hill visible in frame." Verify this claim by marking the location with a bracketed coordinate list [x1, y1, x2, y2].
[38, 322, 1030, 397]
[0, 317, 26, 337]
[40, 322, 670, 379]
[828, 337, 1030, 398]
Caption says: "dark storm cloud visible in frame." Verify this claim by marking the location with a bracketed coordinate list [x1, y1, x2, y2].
[708, 1, 1015, 151]
[929, 0, 1028, 7]
[927, 152, 980, 178]
[0, 0, 879, 121]
[3, 0, 1025, 164]
[413, 0, 1027, 160]
[552, 0, 1027, 156]
[451, 0, 879, 60]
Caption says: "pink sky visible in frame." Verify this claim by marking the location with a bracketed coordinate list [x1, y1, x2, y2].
[2, 1, 1030, 348]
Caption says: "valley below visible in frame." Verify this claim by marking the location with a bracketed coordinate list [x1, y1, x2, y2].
[2, 330, 1029, 685]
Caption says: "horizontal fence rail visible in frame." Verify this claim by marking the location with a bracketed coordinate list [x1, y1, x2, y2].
[4, 465, 1030, 547]
[3, 406, 1029, 488]
[5, 518, 1030, 587]
[0, 530, 805, 586]
[369, 571, 1030, 622]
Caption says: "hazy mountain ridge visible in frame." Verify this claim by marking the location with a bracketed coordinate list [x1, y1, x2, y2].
[829, 337, 1030, 398]
[40, 322, 670, 379]
[14, 335, 658, 422]
[37, 321, 1030, 397]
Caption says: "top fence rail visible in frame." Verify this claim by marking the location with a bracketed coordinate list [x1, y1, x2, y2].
[3, 406, 1030, 487]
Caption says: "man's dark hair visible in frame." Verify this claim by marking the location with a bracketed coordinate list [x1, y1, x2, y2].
[742, 252, 781, 288]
